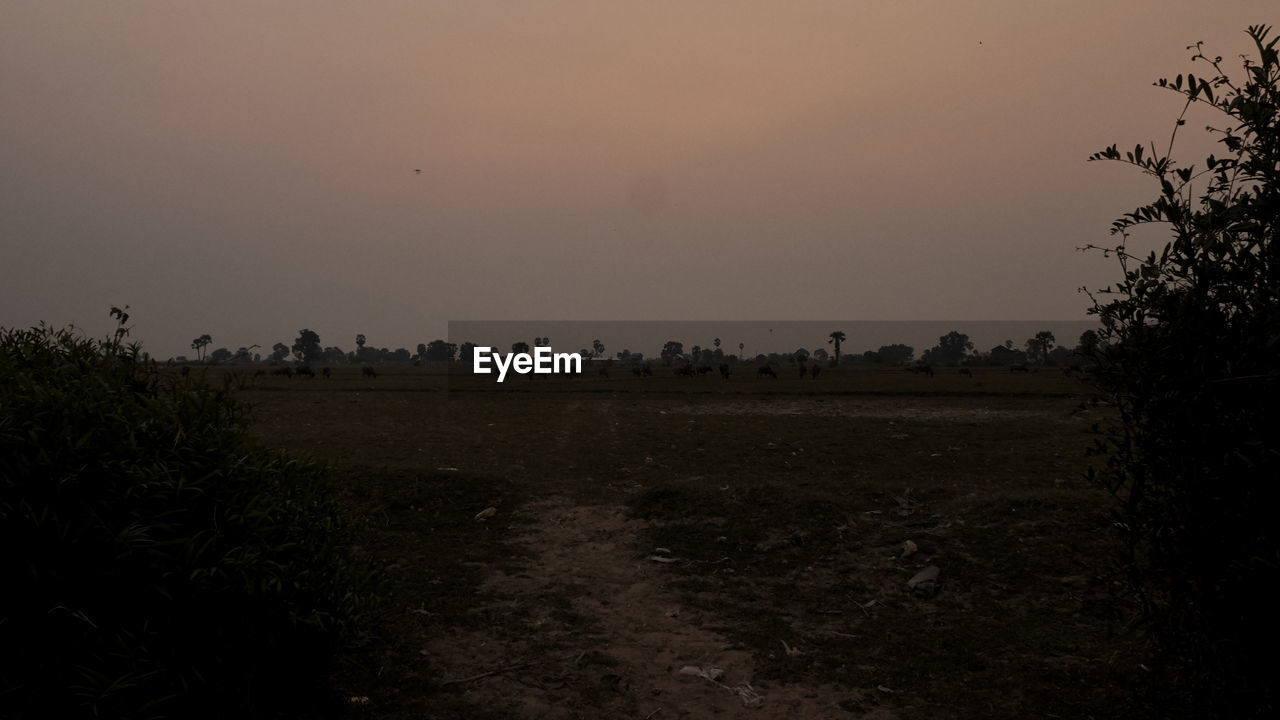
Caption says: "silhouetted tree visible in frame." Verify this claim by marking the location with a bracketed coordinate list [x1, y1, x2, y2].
[877, 344, 915, 365]
[592, 339, 605, 358]
[1084, 26, 1280, 717]
[827, 331, 846, 365]
[922, 331, 972, 365]
[512, 341, 530, 355]
[1025, 331, 1056, 365]
[191, 334, 212, 362]
[270, 343, 290, 363]
[660, 341, 684, 365]
[292, 330, 322, 364]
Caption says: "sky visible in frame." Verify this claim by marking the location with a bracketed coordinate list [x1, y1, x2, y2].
[2, 2, 1275, 359]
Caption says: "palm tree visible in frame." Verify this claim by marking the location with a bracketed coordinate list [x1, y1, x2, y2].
[828, 331, 846, 366]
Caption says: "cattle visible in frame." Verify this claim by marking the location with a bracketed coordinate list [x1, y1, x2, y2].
[322, 367, 332, 379]
[810, 364, 821, 379]
[907, 364, 934, 377]
[676, 363, 696, 377]
[272, 367, 294, 379]
[295, 365, 315, 378]
[362, 366, 378, 379]
[758, 366, 777, 379]
[1009, 363, 1030, 373]
[697, 365, 714, 375]
[642, 363, 653, 377]
[719, 363, 731, 380]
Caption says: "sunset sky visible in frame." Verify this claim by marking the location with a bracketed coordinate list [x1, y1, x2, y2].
[2, 2, 1275, 359]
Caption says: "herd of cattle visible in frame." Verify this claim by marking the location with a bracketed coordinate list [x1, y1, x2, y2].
[251, 361, 1072, 380]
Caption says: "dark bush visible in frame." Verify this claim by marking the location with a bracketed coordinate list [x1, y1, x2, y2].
[0, 314, 366, 719]
[1085, 26, 1280, 718]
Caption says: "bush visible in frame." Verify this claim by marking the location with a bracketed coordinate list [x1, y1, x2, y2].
[1085, 26, 1280, 718]
[0, 313, 366, 719]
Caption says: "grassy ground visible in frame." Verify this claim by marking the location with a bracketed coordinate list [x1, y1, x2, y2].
[237, 364, 1150, 719]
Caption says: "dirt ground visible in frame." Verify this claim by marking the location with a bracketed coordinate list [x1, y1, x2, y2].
[243, 366, 1146, 719]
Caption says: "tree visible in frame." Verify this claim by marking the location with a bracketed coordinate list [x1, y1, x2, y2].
[190, 334, 212, 362]
[922, 331, 972, 366]
[713, 337, 721, 350]
[1084, 26, 1280, 717]
[1025, 331, 1055, 365]
[877, 344, 915, 365]
[416, 343, 428, 361]
[270, 343, 290, 363]
[424, 339, 452, 362]
[292, 329, 322, 364]
[827, 331, 845, 365]
[592, 339, 605, 358]
[512, 341, 530, 355]
[660, 341, 684, 365]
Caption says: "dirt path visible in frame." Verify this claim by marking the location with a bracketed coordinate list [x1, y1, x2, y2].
[425, 500, 894, 719]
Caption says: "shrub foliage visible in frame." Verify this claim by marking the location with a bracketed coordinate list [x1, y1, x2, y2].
[1085, 26, 1280, 717]
[0, 313, 363, 719]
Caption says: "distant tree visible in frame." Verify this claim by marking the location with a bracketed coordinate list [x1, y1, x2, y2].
[416, 343, 428, 361]
[389, 348, 412, 363]
[270, 343, 290, 363]
[793, 347, 810, 363]
[1023, 331, 1056, 365]
[355, 334, 366, 351]
[207, 347, 232, 364]
[827, 331, 846, 365]
[812, 348, 829, 363]
[690, 345, 703, 363]
[713, 338, 721, 350]
[593, 339, 605, 358]
[292, 330, 322, 364]
[190, 334, 212, 362]
[923, 331, 973, 365]
[1075, 329, 1100, 358]
[738, 342, 744, 358]
[512, 341, 530, 355]
[457, 342, 477, 365]
[534, 337, 549, 347]
[425, 340, 452, 362]
[660, 341, 684, 365]
[877, 344, 915, 365]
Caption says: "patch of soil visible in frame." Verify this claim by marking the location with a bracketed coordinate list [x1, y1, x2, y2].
[425, 500, 894, 719]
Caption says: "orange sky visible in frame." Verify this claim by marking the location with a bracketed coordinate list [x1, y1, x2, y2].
[1, 2, 1275, 357]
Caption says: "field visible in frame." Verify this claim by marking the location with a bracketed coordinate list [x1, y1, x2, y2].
[241, 364, 1148, 719]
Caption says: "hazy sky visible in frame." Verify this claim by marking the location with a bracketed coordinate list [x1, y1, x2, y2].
[2, 2, 1275, 359]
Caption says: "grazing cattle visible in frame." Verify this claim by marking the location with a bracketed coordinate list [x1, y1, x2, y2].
[719, 363, 731, 380]
[676, 363, 696, 377]
[295, 365, 315, 378]
[958, 367, 973, 377]
[810, 364, 821, 379]
[907, 364, 934, 377]
[697, 365, 714, 375]
[758, 366, 777, 379]
[273, 367, 294, 379]
[1009, 363, 1030, 373]
[322, 367, 332, 379]
[362, 366, 378, 379]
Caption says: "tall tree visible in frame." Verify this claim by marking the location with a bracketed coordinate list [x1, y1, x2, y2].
[592, 339, 605, 358]
[292, 329, 321, 364]
[190, 334, 212, 362]
[1084, 26, 1280, 716]
[1025, 331, 1056, 365]
[827, 331, 846, 365]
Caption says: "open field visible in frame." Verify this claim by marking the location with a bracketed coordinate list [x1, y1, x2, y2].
[238, 365, 1148, 719]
